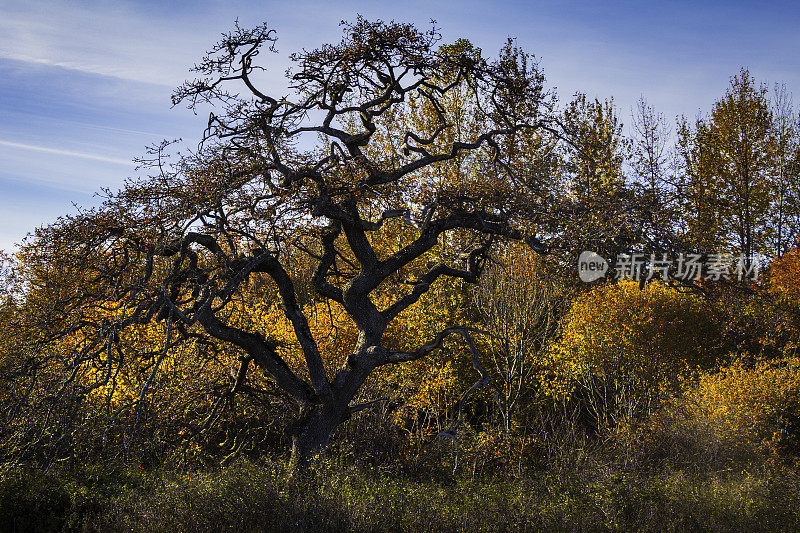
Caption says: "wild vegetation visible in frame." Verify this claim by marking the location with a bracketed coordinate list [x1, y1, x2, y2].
[1, 17, 799, 532]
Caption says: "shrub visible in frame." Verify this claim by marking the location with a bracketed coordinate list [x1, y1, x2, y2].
[683, 356, 800, 458]
[548, 281, 721, 431]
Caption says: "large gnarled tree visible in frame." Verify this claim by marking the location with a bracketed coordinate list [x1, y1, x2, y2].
[12, 18, 580, 470]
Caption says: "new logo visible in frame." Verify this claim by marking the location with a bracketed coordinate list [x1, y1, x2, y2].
[578, 251, 608, 282]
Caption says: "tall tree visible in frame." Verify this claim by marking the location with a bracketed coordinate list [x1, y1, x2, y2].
[677, 69, 777, 261]
[561, 94, 628, 201]
[771, 83, 800, 256]
[711, 69, 775, 260]
[557, 94, 656, 263]
[631, 97, 671, 199]
[676, 115, 726, 253]
[9, 19, 564, 474]
[630, 97, 682, 245]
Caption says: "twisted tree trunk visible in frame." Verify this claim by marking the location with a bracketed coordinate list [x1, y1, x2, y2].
[287, 402, 344, 475]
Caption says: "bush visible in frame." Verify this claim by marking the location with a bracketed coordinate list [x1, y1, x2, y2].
[547, 281, 722, 432]
[684, 356, 800, 458]
[633, 355, 800, 474]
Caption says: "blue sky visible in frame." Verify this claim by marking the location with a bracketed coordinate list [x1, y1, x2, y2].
[1, 0, 799, 251]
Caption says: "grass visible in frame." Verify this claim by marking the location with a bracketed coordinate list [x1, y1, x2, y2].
[2, 458, 799, 532]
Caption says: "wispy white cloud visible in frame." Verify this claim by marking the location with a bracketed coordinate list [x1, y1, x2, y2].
[0, 139, 133, 166]
[0, 0, 211, 87]
[0, 0, 340, 92]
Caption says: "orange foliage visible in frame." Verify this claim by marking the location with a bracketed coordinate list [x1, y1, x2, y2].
[682, 355, 800, 456]
[771, 242, 800, 301]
